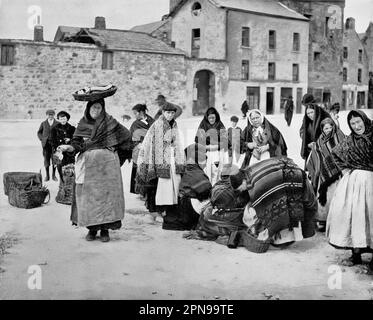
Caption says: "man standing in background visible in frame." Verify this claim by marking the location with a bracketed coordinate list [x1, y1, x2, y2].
[37, 109, 58, 181]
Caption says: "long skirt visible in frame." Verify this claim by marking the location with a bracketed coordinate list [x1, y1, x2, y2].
[316, 179, 339, 222]
[326, 170, 373, 249]
[70, 149, 124, 229]
[130, 162, 137, 194]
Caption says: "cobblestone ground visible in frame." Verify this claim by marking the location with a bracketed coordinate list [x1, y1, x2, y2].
[0, 111, 373, 299]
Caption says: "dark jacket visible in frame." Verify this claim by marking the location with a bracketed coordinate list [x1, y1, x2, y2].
[51, 123, 76, 150]
[37, 119, 58, 147]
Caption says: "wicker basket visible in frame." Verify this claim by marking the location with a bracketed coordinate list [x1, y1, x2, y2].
[3, 172, 42, 196]
[72, 85, 117, 101]
[8, 186, 50, 209]
[238, 230, 271, 254]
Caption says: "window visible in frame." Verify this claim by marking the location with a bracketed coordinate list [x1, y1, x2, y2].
[242, 27, 250, 47]
[269, 30, 276, 49]
[191, 2, 202, 16]
[246, 87, 260, 109]
[293, 33, 300, 51]
[241, 60, 249, 80]
[343, 67, 347, 82]
[343, 47, 348, 60]
[325, 17, 330, 37]
[268, 62, 276, 80]
[358, 68, 362, 83]
[358, 49, 363, 63]
[191, 28, 200, 58]
[102, 51, 113, 69]
[292, 64, 299, 82]
[314, 51, 321, 61]
[1, 44, 15, 65]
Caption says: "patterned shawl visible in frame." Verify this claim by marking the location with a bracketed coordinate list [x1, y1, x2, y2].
[306, 118, 345, 205]
[72, 99, 132, 165]
[136, 114, 185, 185]
[332, 110, 373, 172]
[241, 109, 287, 169]
[300, 104, 331, 159]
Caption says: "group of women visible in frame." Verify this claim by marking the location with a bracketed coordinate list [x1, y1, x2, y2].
[54, 91, 372, 273]
[301, 93, 373, 270]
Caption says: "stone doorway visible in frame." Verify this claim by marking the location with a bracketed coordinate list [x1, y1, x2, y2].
[193, 70, 215, 116]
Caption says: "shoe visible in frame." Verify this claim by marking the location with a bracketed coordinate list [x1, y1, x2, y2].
[100, 230, 110, 242]
[351, 252, 362, 265]
[85, 230, 97, 241]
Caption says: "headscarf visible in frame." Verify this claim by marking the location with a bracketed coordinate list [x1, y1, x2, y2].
[195, 107, 227, 149]
[73, 98, 132, 164]
[300, 104, 331, 160]
[332, 110, 373, 172]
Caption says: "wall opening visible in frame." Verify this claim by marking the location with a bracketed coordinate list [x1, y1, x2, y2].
[193, 70, 215, 116]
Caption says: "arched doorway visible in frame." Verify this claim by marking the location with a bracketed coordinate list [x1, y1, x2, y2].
[193, 70, 215, 115]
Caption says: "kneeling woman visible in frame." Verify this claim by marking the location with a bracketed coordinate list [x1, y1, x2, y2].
[61, 98, 132, 242]
[326, 110, 373, 271]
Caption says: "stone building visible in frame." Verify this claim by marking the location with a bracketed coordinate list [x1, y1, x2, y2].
[281, 0, 346, 106]
[135, 0, 310, 115]
[360, 22, 373, 109]
[342, 17, 369, 109]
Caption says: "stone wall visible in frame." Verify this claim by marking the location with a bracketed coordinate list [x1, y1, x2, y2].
[282, 0, 345, 105]
[0, 40, 187, 119]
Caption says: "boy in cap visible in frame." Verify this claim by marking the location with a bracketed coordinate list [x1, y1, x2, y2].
[154, 94, 183, 120]
[37, 109, 58, 181]
[228, 116, 243, 167]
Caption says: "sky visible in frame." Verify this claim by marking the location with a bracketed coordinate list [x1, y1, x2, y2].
[0, 0, 372, 41]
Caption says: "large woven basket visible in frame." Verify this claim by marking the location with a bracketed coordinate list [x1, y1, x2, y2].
[8, 186, 50, 209]
[72, 85, 117, 101]
[3, 172, 42, 196]
[238, 230, 271, 254]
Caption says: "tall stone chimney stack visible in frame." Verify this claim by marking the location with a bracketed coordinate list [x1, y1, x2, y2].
[94, 16, 106, 29]
[34, 25, 44, 41]
[345, 17, 355, 30]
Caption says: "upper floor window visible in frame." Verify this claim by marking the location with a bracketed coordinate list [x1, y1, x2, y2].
[191, 28, 200, 58]
[241, 60, 249, 80]
[268, 62, 276, 80]
[314, 51, 321, 61]
[102, 51, 113, 70]
[191, 2, 202, 16]
[293, 33, 300, 51]
[358, 68, 362, 83]
[242, 27, 250, 47]
[343, 47, 348, 60]
[325, 16, 330, 37]
[269, 30, 276, 49]
[358, 49, 363, 63]
[343, 67, 347, 82]
[1, 44, 15, 66]
[292, 64, 299, 82]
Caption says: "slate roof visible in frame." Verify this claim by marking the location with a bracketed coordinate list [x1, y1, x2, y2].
[131, 20, 169, 34]
[170, 0, 308, 21]
[54, 26, 183, 55]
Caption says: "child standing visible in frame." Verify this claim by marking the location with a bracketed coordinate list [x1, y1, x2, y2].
[228, 116, 243, 167]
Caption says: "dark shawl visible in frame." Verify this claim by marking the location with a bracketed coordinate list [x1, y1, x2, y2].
[306, 119, 345, 205]
[300, 105, 331, 160]
[284, 98, 294, 126]
[51, 122, 76, 166]
[195, 107, 227, 150]
[129, 114, 155, 142]
[179, 164, 212, 201]
[241, 114, 287, 169]
[71, 99, 132, 166]
[332, 110, 373, 172]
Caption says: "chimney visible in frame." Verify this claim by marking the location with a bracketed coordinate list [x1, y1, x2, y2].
[94, 16, 106, 29]
[34, 25, 44, 41]
[345, 17, 355, 31]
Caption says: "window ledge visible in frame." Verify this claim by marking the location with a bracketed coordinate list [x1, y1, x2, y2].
[241, 45, 251, 49]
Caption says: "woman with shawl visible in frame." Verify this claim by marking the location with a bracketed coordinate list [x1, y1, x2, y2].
[129, 104, 154, 194]
[59, 98, 132, 242]
[195, 107, 228, 185]
[299, 94, 331, 167]
[326, 110, 373, 272]
[306, 118, 345, 231]
[241, 109, 287, 169]
[284, 96, 294, 127]
[136, 103, 185, 225]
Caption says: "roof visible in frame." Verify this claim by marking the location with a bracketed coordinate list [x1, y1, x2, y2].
[170, 0, 308, 21]
[54, 26, 183, 55]
[131, 20, 169, 34]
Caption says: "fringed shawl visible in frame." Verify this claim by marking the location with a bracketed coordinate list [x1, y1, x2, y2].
[300, 105, 331, 159]
[306, 120, 345, 205]
[332, 110, 373, 172]
[136, 115, 185, 185]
